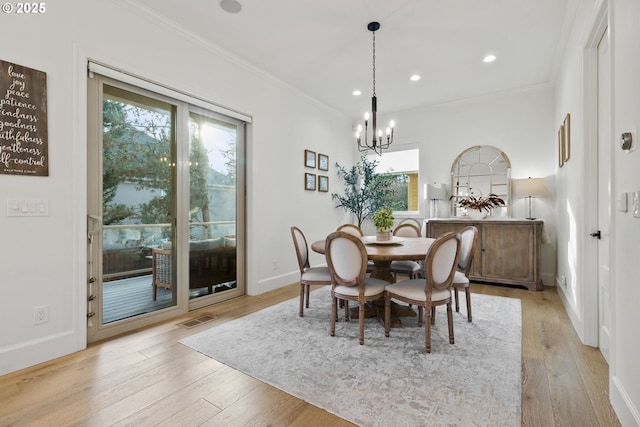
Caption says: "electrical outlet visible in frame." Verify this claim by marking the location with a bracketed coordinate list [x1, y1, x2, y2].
[560, 275, 567, 288]
[272, 259, 278, 270]
[33, 305, 49, 325]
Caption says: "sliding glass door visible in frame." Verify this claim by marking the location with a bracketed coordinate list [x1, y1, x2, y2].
[87, 71, 245, 341]
[188, 110, 241, 303]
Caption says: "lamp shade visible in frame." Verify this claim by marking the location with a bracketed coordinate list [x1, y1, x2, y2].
[426, 183, 449, 200]
[513, 177, 546, 197]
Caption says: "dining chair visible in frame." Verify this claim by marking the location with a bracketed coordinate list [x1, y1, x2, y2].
[427, 225, 478, 324]
[325, 231, 388, 345]
[398, 218, 422, 229]
[452, 225, 478, 322]
[336, 224, 374, 273]
[384, 231, 460, 353]
[390, 223, 423, 279]
[337, 223, 364, 236]
[290, 226, 333, 317]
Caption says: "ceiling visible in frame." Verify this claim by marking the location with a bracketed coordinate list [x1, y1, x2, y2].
[132, 0, 572, 120]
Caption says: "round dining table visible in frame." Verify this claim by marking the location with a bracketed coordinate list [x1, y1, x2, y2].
[311, 236, 435, 283]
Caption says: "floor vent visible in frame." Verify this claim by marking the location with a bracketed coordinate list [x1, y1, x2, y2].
[178, 313, 217, 328]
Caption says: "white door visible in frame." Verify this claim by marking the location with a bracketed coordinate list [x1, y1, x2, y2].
[596, 26, 611, 362]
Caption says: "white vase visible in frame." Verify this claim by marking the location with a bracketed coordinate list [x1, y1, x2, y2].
[468, 210, 486, 220]
[376, 230, 392, 241]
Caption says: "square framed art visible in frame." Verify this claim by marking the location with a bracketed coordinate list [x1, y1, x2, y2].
[305, 172, 316, 190]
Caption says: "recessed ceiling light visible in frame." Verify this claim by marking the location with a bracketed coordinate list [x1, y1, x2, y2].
[220, 0, 241, 14]
[483, 54, 496, 63]
[352, 90, 362, 96]
[410, 74, 421, 82]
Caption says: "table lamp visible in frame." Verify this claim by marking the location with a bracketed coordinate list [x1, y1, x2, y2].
[425, 183, 449, 218]
[513, 177, 546, 219]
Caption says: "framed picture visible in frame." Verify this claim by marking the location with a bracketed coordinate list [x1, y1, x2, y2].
[563, 113, 571, 162]
[318, 153, 329, 171]
[318, 175, 329, 192]
[305, 173, 316, 190]
[304, 150, 316, 168]
[558, 125, 565, 168]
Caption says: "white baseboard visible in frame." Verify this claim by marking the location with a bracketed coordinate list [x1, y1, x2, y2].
[251, 270, 299, 296]
[542, 272, 555, 287]
[0, 330, 82, 376]
[611, 375, 640, 427]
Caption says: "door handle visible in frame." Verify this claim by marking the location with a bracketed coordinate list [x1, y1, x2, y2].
[590, 230, 601, 239]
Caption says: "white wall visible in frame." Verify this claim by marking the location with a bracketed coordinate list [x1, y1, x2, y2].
[380, 87, 558, 285]
[0, 0, 352, 375]
[554, 0, 640, 424]
[611, 0, 640, 424]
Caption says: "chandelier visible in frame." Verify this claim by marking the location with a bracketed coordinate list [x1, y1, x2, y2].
[356, 21, 395, 156]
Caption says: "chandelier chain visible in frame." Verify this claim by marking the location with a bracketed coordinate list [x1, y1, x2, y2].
[372, 30, 376, 96]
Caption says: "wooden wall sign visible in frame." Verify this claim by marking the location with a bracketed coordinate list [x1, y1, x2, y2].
[0, 59, 48, 176]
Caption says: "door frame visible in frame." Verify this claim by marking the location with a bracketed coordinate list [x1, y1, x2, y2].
[85, 62, 249, 342]
[582, 1, 613, 352]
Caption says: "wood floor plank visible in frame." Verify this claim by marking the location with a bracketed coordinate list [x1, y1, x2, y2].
[521, 357, 554, 427]
[0, 282, 620, 427]
[155, 398, 221, 427]
[111, 372, 225, 427]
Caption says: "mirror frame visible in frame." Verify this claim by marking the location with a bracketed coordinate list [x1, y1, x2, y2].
[450, 145, 512, 216]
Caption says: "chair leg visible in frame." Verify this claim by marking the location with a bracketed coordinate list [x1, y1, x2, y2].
[359, 302, 365, 345]
[425, 306, 432, 353]
[384, 295, 391, 337]
[299, 283, 305, 317]
[344, 300, 350, 321]
[430, 307, 436, 325]
[305, 284, 311, 308]
[454, 287, 460, 312]
[465, 287, 472, 322]
[447, 302, 455, 345]
[330, 296, 337, 337]
[417, 306, 423, 327]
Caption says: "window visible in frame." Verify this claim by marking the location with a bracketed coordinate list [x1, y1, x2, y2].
[367, 149, 419, 213]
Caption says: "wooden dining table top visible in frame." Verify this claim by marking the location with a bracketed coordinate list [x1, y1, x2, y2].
[311, 236, 435, 261]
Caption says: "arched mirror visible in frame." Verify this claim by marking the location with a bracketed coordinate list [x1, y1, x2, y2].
[450, 145, 511, 216]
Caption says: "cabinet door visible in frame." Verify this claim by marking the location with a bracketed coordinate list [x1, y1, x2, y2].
[481, 223, 534, 282]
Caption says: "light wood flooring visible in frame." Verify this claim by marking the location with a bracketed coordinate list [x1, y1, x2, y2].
[0, 283, 621, 426]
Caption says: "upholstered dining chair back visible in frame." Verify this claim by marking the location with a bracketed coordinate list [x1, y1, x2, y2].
[291, 226, 310, 272]
[325, 231, 367, 286]
[426, 232, 461, 293]
[457, 226, 478, 275]
[336, 223, 364, 237]
[393, 223, 421, 238]
[398, 218, 422, 229]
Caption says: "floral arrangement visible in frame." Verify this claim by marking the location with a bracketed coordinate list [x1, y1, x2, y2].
[452, 193, 505, 213]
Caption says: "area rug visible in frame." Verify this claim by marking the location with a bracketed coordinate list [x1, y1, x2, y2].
[180, 286, 521, 426]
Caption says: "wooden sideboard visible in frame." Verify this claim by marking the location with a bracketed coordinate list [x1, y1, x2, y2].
[425, 218, 543, 291]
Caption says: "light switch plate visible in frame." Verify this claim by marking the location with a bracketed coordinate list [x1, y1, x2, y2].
[6, 199, 49, 217]
[617, 192, 628, 212]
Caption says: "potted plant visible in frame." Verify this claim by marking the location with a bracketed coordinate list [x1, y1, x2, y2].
[451, 193, 505, 219]
[331, 156, 397, 227]
[372, 207, 394, 241]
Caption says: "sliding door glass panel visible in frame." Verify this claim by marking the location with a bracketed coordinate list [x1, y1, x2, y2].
[101, 84, 177, 323]
[188, 111, 237, 300]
